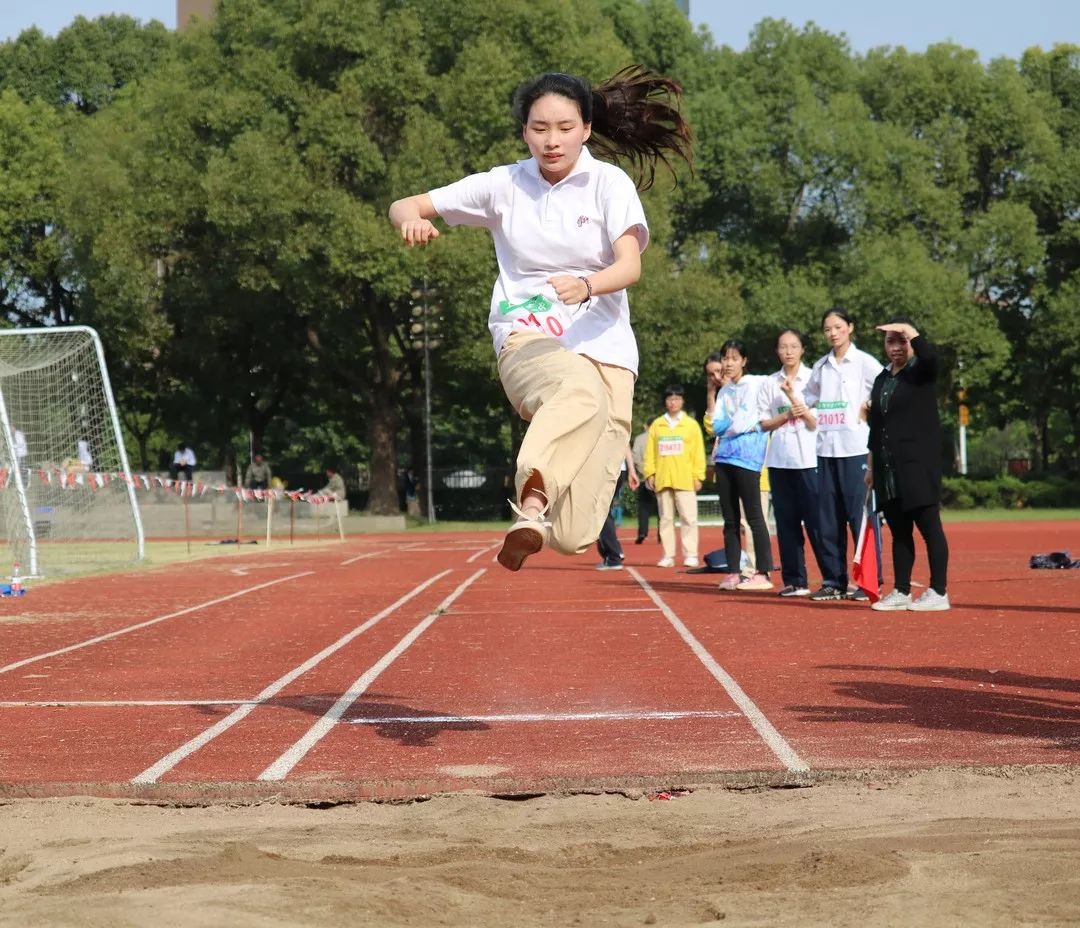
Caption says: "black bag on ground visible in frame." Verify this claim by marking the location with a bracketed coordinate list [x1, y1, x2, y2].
[1029, 551, 1080, 569]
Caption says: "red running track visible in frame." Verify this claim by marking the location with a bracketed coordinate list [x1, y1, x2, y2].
[0, 522, 1077, 800]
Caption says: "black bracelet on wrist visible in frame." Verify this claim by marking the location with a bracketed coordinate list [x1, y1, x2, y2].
[579, 276, 593, 309]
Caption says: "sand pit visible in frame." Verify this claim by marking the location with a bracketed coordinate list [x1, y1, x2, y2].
[2, 766, 1079, 926]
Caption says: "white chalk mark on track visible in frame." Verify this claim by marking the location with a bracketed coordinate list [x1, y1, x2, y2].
[340, 552, 383, 566]
[130, 569, 453, 784]
[627, 567, 810, 774]
[466, 542, 501, 564]
[346, 709, 740, 725]
[259, 569, 486, 781]
[0, 703, 738, 724]
[0, 572, 315, 677]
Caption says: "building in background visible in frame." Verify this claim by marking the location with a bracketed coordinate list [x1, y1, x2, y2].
[177, 0, 215, 30]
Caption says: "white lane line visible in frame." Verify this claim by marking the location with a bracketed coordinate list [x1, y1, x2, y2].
[0, 572, 315, 677]
[0, 704, 737, 723]
[346, 709, 740, 725]
[259, 569, 486, 781]
[466, 542, 500, 564]
[627, 567, 810, 773]
[131, 569, 453, 784]
[0, 699, 320, 708]
[340, 552, 383, 566]
[450, 607, 661, 615]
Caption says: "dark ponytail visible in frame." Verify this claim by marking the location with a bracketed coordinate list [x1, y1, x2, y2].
[512, 65, 693, 190]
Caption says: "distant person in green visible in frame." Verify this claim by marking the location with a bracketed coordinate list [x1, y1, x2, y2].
[245, 453, 272, 490]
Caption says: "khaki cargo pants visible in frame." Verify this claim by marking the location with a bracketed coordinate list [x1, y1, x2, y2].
[498, 331, 634, 556]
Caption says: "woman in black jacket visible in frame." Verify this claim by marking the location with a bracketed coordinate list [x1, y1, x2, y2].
[867, 317, 951, 611]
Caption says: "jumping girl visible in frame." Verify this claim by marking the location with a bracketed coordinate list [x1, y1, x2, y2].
[388, 67, 692, 571]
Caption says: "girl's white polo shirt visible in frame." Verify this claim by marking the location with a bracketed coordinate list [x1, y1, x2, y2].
[758, 365, 817, 470]
[803, 345, 883, 458]
[428, 146, 648, 374]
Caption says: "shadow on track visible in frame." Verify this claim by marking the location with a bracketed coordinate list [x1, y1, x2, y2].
[793, 665, 1080, 751]
[193, 693, 490, 748]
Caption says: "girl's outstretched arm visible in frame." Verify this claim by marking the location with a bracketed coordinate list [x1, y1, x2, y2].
[388, 194, 441, 247]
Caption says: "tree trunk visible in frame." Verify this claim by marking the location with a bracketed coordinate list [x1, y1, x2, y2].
[367, 389, 400, 515]
[365, 299, 403, 516]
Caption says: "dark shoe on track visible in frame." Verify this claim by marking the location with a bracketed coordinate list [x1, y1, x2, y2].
[809, 585, 845, 601]
[778, 585, 811, 597]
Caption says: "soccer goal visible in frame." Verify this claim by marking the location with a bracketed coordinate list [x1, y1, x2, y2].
[0, 326, 144, 577]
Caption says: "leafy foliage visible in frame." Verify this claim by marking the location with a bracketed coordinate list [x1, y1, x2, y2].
[0, 2, 1077, 513]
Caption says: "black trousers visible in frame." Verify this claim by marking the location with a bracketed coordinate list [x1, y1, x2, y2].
[636, 483, 656, 540]
[596, 472, 628, 563]
[817, 454, 882, 589]
[769, 466, 826, 589]
[170, 464, 193, 482]
[882, 499, 949, 595]
[715, 463, 772, 574]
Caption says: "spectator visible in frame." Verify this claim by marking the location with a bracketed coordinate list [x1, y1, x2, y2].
[804, 308, 883, 601]
[643, 384, 706, 568]
[869, 318, 951, 612]
[320, 466, 347, 501]
[758, 328, 827, 597]
[245, 453, 273, 490]
[710, 339, 772, 591]
[630, 424, 656, 544]
[170, 443, 196, 482]
[698, 351, 757, 575]
[76, 439, 93, 471]
[596, 446, 639, 570]
[12, 428, 27, 464]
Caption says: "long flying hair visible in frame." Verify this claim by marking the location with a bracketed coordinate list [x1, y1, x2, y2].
[512, 66, 693, 190]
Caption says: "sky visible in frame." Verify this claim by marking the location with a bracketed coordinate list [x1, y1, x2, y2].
[1, 0, 1077, 61]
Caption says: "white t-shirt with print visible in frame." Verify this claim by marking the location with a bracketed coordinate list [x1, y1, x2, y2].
[428, 146, 649, 374]
[758, 366, 816, 470]
[803, 345, 883, 458]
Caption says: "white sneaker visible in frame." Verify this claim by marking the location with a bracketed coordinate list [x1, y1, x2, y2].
[872, 589, 913, 611]
[656, 556, 675, 568]
[908, 589, 950, 611]
[683, 556, 700, 568]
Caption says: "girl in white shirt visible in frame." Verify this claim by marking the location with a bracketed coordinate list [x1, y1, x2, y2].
[758, 328, 826, 597]
[803, 308, 884, 601]
[389, 67, 692, 571]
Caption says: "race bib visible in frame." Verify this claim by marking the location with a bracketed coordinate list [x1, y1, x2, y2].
[658, 436, 684, 456]
[816, 400, 851, 432]
[498, 293, 577, 340]
[777, 403, 802, 430]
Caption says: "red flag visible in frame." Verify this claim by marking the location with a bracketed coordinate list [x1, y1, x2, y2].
[852, 501, 880, 603]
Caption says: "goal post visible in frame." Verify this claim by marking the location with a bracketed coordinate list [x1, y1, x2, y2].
[0, 326, 144, 577]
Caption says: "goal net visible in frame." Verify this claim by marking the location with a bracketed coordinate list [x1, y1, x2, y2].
[0, 326, 144, 577]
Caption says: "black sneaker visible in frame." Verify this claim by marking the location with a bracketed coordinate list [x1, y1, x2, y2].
[846, 588, 870, 602]
[596, 560, 624, 571]
[809, 586, 844, 601]
[778, 585, 811, 597]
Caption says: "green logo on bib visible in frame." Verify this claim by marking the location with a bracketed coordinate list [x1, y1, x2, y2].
[498, 294, 554, 316]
